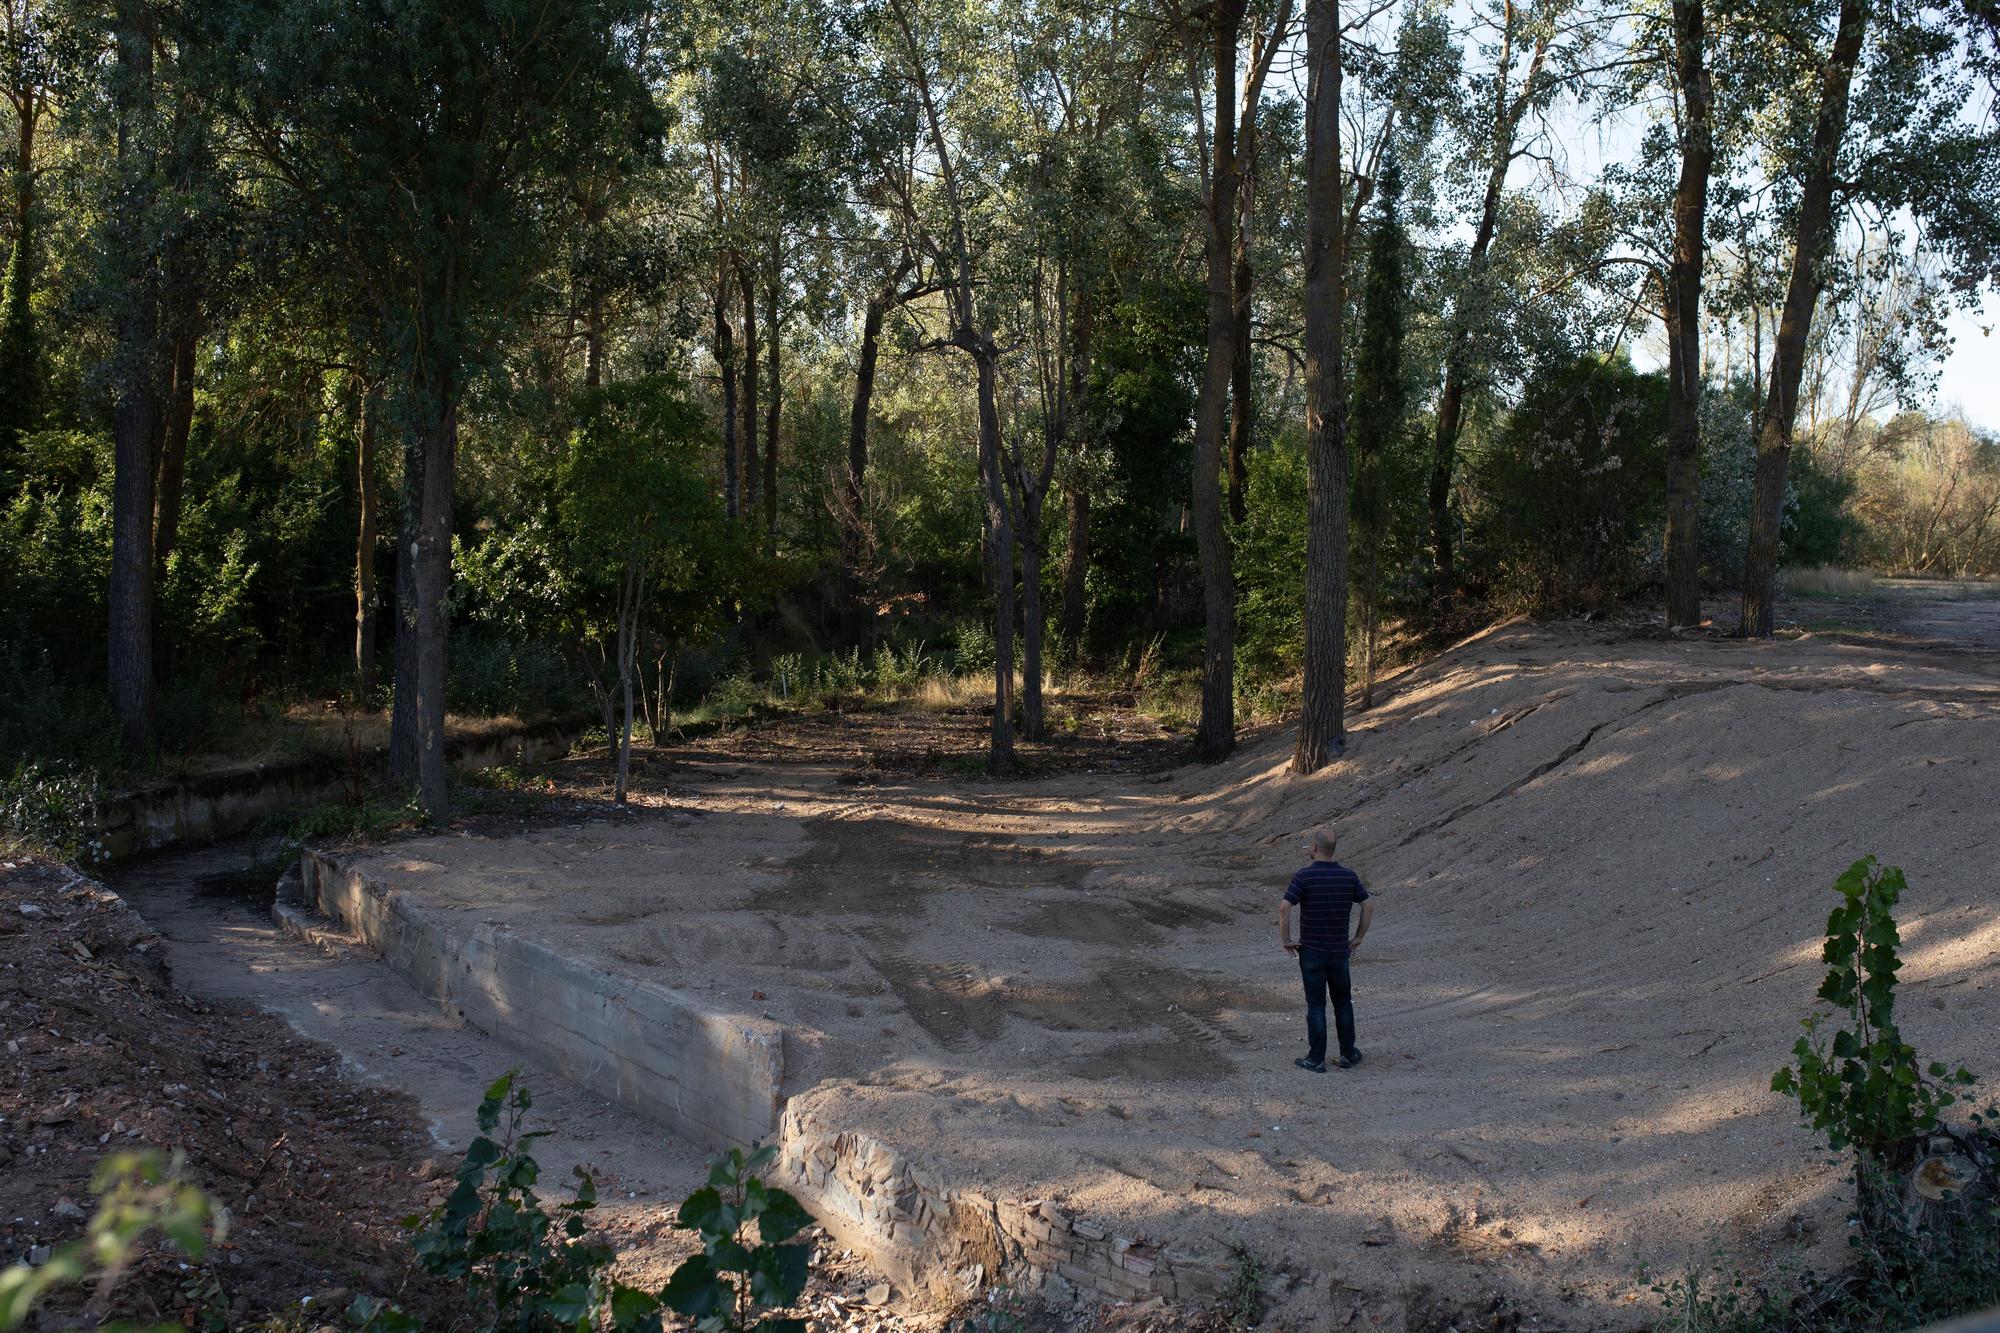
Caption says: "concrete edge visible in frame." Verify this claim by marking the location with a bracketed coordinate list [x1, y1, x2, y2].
[100, 715, 588, 859]
[291, 848, 783, 1151]
[776, 1105, 1237, 1309]
[282, 851, 1233, 1313]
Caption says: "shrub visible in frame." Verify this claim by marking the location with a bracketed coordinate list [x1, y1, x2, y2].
[396, 1073, 631, 1333]
[1469, 354, 1668, 612]
[447, 631, 579, 720]
[1770, 857, 1974, 1160]
[0, 761, 105, 868]
[355, 1075, 813, 1333]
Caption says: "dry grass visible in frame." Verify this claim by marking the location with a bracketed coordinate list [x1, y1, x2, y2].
[1786, 566, 1879, 598]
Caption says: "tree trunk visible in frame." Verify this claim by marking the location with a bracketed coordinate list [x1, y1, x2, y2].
[1020, 487, 1047, 741]
[1741, 0, 1868, 637]
[1228, 112, 1256, 526]
[1295, 0, 1348, 775]
[354, 380, 380, 695]
[1192, 0, 1245, 762]
[1663, 0, 1713, 630]
[738, 260, 761, 526]
[1428, 22, 1547, 629]
[1061, 485, 1089, 648]
[614, 574, 635, 806]
[0, 98, 39, 464]
[107, 0, 158, 757]
[1358, 522, 1381, 709]
[714, 264, 738, 520]
[844, 282, 891, 642]
[388, 368, 457, 818]
[150, 319, 197, 585]
[976, 345, 1015, 770]
[584, 287, 603, 390]
[763, 237, 780, 545]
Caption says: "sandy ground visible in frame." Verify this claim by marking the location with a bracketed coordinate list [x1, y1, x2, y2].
[311, 614, 2000, 1329]
[106, 845, 948, 1330]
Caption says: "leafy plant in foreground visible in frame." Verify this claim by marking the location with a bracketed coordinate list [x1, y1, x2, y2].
[354, 1075, 814, 1333]
[1770, 857, 1975, 1159]
[655, 1145, 814, 1333]
[396, 1072, 633, 1333]
[0, 1151, 219, 1331]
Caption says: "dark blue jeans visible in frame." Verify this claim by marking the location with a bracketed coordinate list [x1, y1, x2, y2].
[1298, 947, 1357, 1064]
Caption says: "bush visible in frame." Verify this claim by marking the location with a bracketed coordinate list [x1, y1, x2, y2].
[1770, 857, 1975, 1160]
[1469, 354, 1668, 612]
[355, 1074, 813, 1333]
[0, 638, 119, 777]
[447, 630, 579, 719]
[1782, 448, 1863, 570]
[0, 761, 105, 868]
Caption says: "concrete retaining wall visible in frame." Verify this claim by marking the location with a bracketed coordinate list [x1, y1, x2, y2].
[285, 849, 1236, 1313]
[100, 716, 584, 859]
[777, 1106, 1236, 1308]
[290, 850, 783, 1150]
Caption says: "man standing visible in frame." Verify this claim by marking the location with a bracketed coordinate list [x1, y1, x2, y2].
[1279, 827, 1374, 1072]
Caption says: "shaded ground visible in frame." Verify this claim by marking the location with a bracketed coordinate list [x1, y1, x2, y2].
[0, 858, 446, 1327]
[1706, 576, 2000, 649]
[659, 689, 1201, 782]
[84, 842, 972, 1331]
[331, 616, 2000, 1330]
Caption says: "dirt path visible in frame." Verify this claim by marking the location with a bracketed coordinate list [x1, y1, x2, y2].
[104, 842, 715, 1289]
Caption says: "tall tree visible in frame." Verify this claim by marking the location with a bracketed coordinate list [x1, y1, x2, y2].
[713, 256, 741, 519]
[1426, 0, 1557, 627]
[878, 0, 1019, 769]
[0, 0, 53, 470]
[1188, 0, 1291, 762]
[209, 0, 659, 814]
[1737, 0, 1866, 634]
[1294, 0, 1348, 774]
[106, 0, 160, 755]
[1661, 0, 1713, 630]
[1349, 159, 1406, 710]
[353, 376, 381, 694]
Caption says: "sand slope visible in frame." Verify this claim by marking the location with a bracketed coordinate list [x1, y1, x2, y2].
[343, 621, 2000, 1328]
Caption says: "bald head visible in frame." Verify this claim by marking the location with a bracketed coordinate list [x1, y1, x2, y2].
[1309, 828, 1338, 858]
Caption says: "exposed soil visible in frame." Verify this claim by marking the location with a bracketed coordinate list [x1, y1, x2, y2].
[0, 857, 445, 1328]
[660, 690, 1206, 782]
[326, 613, 2000, 1330]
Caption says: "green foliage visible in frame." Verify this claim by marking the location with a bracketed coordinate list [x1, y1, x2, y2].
[0, 761, 105, 867]
[1781, 448, 1862, 570]
[0, 1151, 220, 1332]
[1234, 432, 1307, 674]
[400, 1072, 636, 1333]
[446, 631, 577, 720]
[256, 796, 425, 880]
[1771, 858, 1976, 1157]
[1223, 1247, 1266, 1331]
[0, 637, 120, 778]
[0, 224, 37, 474]
[656, 1144, 813, 1333]
[1469, 355, 1670, 612]
[365, 1074, 813, 1333]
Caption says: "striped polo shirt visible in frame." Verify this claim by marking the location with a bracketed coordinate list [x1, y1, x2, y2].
[1284, 860, 1371, 955]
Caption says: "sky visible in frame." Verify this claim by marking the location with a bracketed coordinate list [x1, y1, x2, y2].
[1936, 300, 1999, 434]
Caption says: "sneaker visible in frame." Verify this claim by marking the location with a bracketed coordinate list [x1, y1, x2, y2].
[1337, 1051, 1364, 1069]
[1294, 1056, 1327, 1073]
